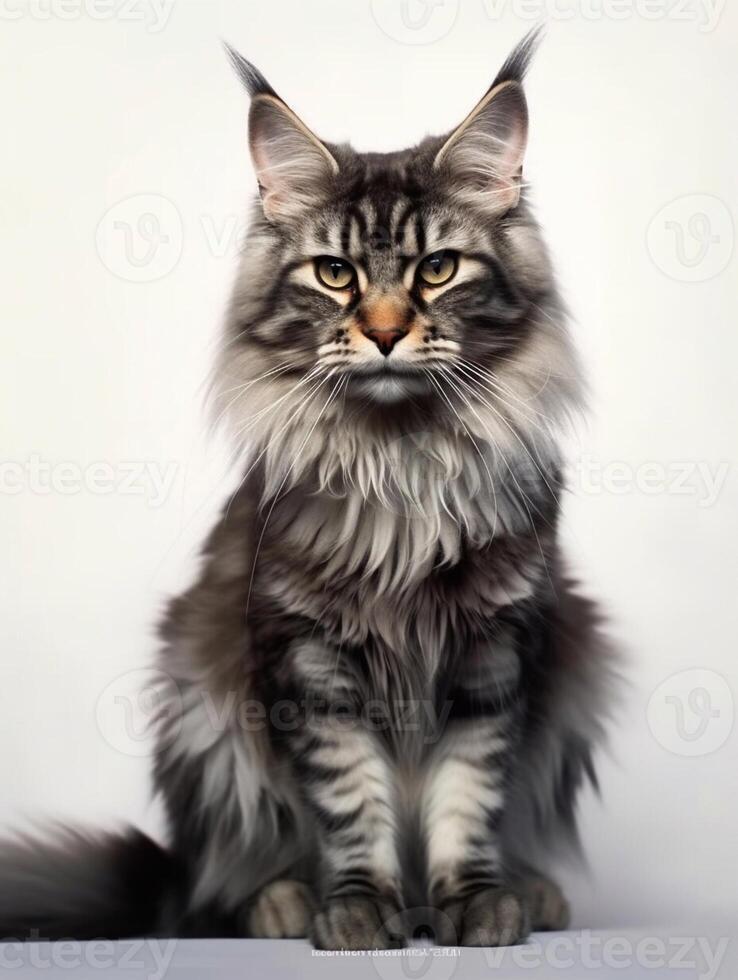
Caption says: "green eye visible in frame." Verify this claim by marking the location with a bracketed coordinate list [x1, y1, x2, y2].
[316, 256, 356, 290]
[417, 251, 458, 287]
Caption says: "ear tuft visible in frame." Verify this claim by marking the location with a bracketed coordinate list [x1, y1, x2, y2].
[489, 25, 543, 90]
[223, 43, 339, 223]
[433, 31, 540, 215]
[222, 42, 278, 98]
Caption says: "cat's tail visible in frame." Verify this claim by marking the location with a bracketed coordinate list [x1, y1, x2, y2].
[0, 826, 180, 940]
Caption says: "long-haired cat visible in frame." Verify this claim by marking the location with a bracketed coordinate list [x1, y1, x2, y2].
[0, 32, 616, 949]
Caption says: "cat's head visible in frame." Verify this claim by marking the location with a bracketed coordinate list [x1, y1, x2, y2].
[215, 32, 581, 494]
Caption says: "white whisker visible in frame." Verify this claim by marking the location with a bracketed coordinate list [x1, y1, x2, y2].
[243, 373, 347, 617]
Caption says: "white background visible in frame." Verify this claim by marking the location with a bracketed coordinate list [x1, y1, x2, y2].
[1, 0, 737, 937]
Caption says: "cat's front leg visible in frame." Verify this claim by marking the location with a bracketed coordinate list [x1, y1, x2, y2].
[422, 640, 529, 947]
[285, 641, 405, 950]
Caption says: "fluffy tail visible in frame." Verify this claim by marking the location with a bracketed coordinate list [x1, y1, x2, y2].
[0, 827, 179, 940]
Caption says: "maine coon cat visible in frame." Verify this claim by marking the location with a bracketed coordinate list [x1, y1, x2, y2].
[0, 32, 616, 949]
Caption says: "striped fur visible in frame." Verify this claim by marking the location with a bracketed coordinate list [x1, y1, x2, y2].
[0, 32, 618, 950]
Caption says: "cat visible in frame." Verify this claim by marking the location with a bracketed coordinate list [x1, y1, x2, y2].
[0, 30, 617, 949]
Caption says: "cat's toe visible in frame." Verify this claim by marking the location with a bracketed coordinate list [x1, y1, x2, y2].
[439, 888, 530, 947]
[311, 896, 405, 950]
[529, 878, 571, 931]
[522, 876, 570, 931]
[248, 879, 314, 938]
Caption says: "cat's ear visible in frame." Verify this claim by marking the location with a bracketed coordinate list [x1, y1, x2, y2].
[225, 44, 339, 223]
[433, 82, 528, 213]
[433, 30, 540, 214]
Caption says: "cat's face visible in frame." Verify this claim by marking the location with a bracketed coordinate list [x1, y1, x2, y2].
[240, 139, 544, 407]
[217, 38, 579, 470]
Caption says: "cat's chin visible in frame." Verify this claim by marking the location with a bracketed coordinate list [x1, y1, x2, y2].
[346, 368, 431, 404]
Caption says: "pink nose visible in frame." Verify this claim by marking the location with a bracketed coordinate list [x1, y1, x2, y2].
[361, 326, 408, 356]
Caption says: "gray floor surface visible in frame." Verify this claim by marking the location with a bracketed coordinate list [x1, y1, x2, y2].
[1, 925, 734, 979]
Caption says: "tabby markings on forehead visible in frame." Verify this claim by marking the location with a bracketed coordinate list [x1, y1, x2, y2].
[297, 204, 492, 275]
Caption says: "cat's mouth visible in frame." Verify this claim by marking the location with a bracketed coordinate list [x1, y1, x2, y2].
[344, 363, 433, 403]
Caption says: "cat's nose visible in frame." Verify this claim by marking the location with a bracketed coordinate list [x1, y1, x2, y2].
[361, 326, 408, 357]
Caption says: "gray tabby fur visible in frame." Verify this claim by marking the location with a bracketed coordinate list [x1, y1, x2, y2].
[0, 31, 618, 949]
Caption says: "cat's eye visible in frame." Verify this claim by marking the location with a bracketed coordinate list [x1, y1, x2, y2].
[416, 251, 458, 288]
[315, 257, 356, 291]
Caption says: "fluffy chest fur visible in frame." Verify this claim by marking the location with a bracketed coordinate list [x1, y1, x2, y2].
[253, 431, 554, 665]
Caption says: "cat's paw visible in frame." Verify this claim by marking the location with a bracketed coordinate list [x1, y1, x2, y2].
[438, 888, 530, 947]
[311, 896, 405, 950]
[519, 875, 570, 931]
[248, 879, 315, 938]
